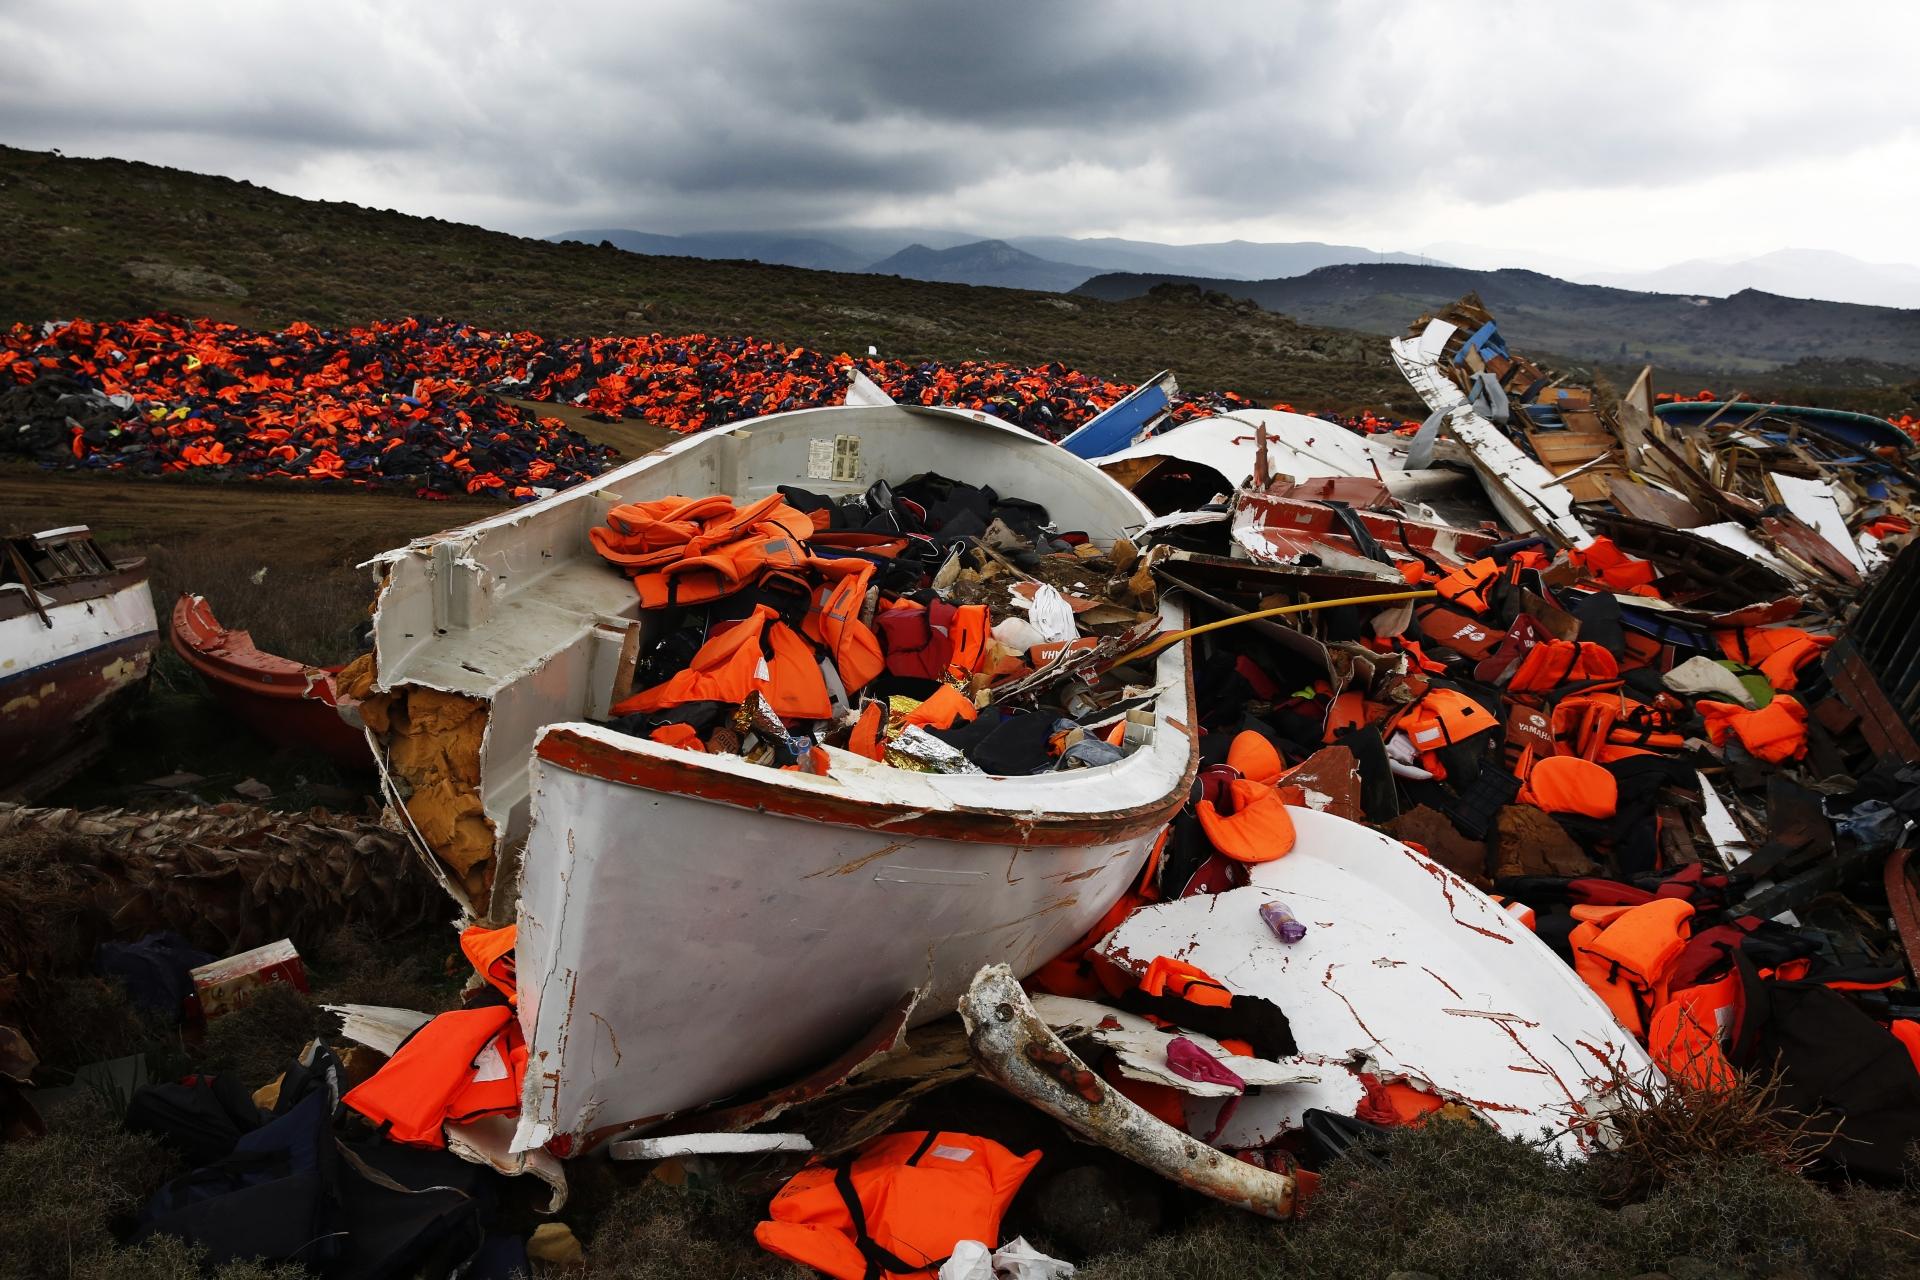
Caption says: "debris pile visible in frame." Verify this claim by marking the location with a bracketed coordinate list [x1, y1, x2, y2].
[9, 295, 1920, 1276]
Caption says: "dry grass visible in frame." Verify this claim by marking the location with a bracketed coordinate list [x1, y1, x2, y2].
[1587, 1059, 1838, 1205]
[141, 532, 376, 666]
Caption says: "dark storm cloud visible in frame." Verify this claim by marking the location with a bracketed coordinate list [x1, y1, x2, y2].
[0, 0, 1912, 250]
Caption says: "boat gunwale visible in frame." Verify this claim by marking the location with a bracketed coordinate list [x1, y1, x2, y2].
[168, 593, 347, 700]
[533, 672, 1199, 849]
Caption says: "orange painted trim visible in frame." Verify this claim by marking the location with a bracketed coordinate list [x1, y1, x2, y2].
[536, 726, 1192, 846]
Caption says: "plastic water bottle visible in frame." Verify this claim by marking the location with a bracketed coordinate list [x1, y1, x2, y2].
[1260, 899, 1307, 944]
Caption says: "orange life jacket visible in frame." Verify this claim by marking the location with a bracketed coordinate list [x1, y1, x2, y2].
[1569, 536, 1659, 593]
[1570, 898, 1696, 1037]
[902, 684, 977, 731]
[634, 530, 812, 609]
[1892, 1020, 1920, 1077]
[1415, 603, 1501, 660]
[588, 493, 734, 568]
[1434, 557, 1502, 614]
[849, 701, 886, 761]
[877, 599, 961, 681]
[1648, 973, 1740, 1092]
[946, 604, 990, 681]
[1321, 689, 1375, 743]
[1714, 626, 1831, 693]
[592, 493, 817, 609]
[1506, 640, 1619, 693]
[649, 723, 706, 752]
[754, 1131, 1041, 1280]
[1139, 955, 1235, 1009]
[459, 923, 517, 1002]
[1696, 695, 1808, 763]
[766, 620, 834, 720]
[342, 1005, 526, 1146]
[1196, 778, 1297, 863]
[1393, 688, 1497, 775]
[1520, 754, 1618, 819]
[616, 605, 777, 715]
[1226, 730, 1283, 786]
[804, 558, 884, 694]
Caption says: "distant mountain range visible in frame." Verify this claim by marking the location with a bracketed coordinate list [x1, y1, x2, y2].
[1073, 264, 1920, 373]
[557, 227, 1920, 312]
[1581, 248, 1920, 312]
[864, 240, 1093, 292]
[549, 227, 1438, 293]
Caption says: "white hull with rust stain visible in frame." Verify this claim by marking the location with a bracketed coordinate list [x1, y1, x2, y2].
[363, 404, 1198, 1153]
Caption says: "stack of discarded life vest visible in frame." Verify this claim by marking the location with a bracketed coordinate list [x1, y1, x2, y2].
[1069, 518, 1920, 1180]
[587, 475, 1160, 778]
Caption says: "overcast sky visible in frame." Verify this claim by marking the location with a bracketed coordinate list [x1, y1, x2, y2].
[2, 0, 1914, 273]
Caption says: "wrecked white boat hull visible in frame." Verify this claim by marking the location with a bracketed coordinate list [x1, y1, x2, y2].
[363, 404, 1198, 1154]
[515, 732, 1180, 1151]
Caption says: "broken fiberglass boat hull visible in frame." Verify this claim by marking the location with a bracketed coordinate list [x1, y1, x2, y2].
[1097, 806, 1654, 1157]
[1, 534, 158, 798]
[1391, 320, 1591, 547]
[362, 404, 1197, 1154]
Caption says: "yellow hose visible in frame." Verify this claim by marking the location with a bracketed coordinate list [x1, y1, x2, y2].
[1119, 589, 1439, 665]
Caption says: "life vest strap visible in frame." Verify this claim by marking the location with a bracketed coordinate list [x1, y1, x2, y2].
[830, 1133, 951, 1280]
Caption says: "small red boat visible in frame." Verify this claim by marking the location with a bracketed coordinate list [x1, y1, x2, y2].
[168, 594, 369, 768]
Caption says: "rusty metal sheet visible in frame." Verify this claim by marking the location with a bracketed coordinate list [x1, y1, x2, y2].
[1283, 745, 1366, 822]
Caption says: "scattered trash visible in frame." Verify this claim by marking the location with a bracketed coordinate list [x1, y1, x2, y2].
[188, 939, 307, 1022]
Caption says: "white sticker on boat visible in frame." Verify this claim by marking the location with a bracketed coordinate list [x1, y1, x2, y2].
[807, 438, 834, 479]
[929, 1144, 975, 1163]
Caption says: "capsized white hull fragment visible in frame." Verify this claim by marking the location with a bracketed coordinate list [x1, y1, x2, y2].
[1097, 807, 1651, 1156]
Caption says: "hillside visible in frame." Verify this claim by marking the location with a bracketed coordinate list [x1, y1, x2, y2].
[0, 145, 1415, 411]
[1076, 263, 1920, 376]
[4, 146, 1914, 415]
